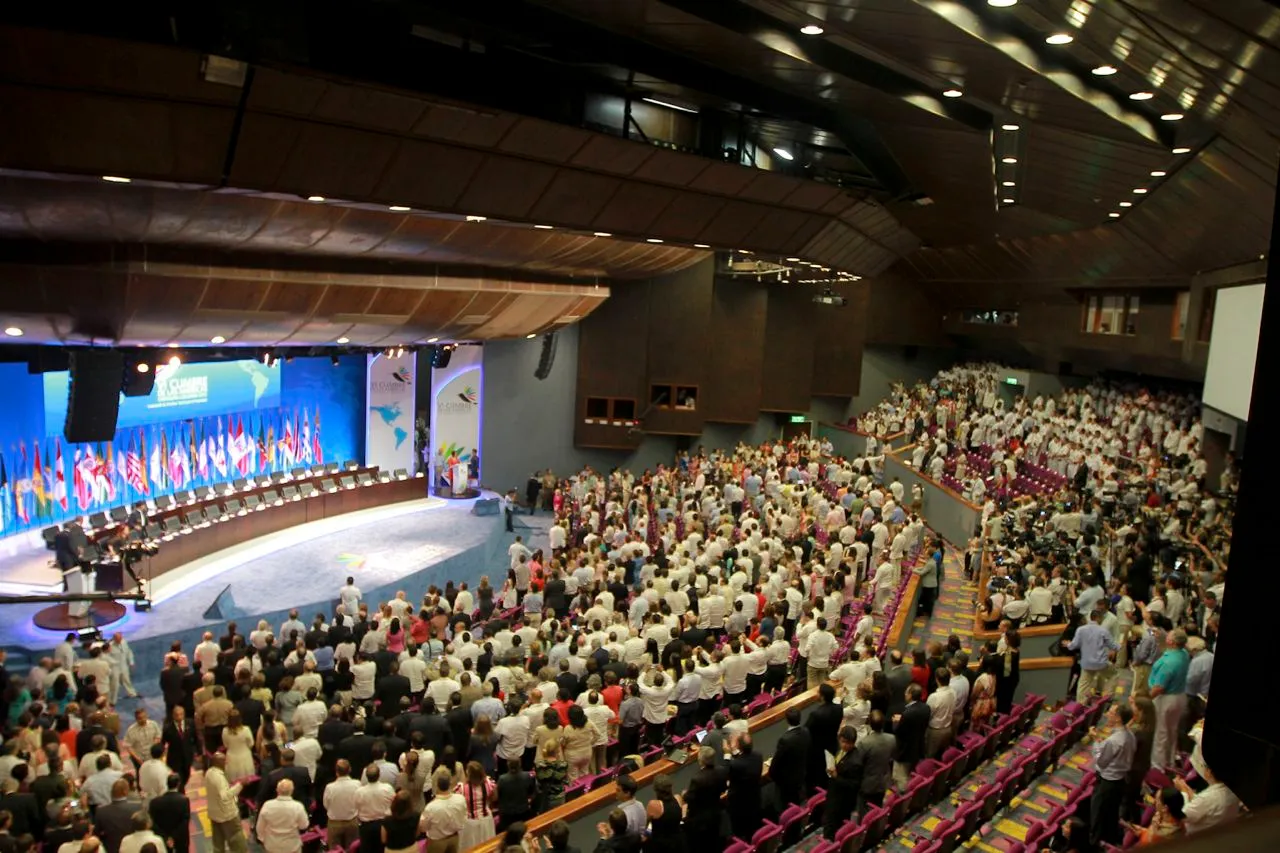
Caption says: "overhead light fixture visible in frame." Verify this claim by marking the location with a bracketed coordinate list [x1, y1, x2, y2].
[942, 89, 963, 98]
[465, 215, 487, 222]
[3, 327, 22, 337]
[1001, 181, 1016, 187]
[1001, 157, 1018, 164]
[168, 355, 182, 367]
[261, 352, 273, 366]
[1150, 170, 1167, 177]
[786, 257, 801, 262]
[336, 336, 350, 344]
[525, 333, 537, 339]
[209, 335, 226, 344]
[1129, 91, 1154, 100]
[772, 147, 795, 160]
[1001, 198, 1016, 204]
[166, 342, 179, 349]
[694, 243, 711, 248]
[307, 195, 326, 202]
[1046, 33, 1074, 45]
[136, 363, 151, 373]
[641, 97, 699, 115]
[646, 238, 664, 243]
[592, 231, 612, 237]
[1119, 201, 1133, 207]
[800, 25, 824, 35]
[102, 176, 131, 183]
[533, 224, 554, 230]
[1133, 188, 1149, 194]
[388, 205, 411, 211]
[427, 337, 439, 343]
[1172, 147, 1191, 154]
[1108, 212, 1121, 218]
[987, 0, 1018, 6]
[1001, 123, 1020, 131]
[1160, 113, 1184, 121]
[1092, 65, 1118, 76]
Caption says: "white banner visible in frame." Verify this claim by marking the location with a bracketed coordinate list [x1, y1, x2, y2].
[430, 345, 483, 495]
[365, 352, 417, 474]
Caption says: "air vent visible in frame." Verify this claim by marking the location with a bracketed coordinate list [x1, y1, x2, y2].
[457, 314, 490, 324]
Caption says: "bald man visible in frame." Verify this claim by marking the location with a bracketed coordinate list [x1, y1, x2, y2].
[256, 779, 309, 853]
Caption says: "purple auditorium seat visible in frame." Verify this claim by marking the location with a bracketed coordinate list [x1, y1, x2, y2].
[929, 817, 964, 853]
[952, 799, 983, 844]
[833, 818, 865, 853]
[807, 842, 839, 853]
[776, 804, 808, 847]
[859, 805, 891, 848]
[721, 839, 752, 853]
[750, 820, 783, 853]
[885, 789, 912, 826]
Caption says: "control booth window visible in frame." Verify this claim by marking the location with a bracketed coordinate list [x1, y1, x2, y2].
[963, 309, 1018, 326]
[1082, 295, 1139, 335]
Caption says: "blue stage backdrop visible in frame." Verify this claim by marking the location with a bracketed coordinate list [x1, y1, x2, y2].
[0, 355, 366, 535]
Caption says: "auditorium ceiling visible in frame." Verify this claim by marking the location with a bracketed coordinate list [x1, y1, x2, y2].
[0, 0, 1275, 336]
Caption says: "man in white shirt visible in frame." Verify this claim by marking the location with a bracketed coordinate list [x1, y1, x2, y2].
[291, 725, 322, 782]
[925, 668, 957, 759]
[494, 712, 531, 765]
[292, 688, 327, 739]
[194, 632, 221, 673]
[803, 618, 837, 689]
[425, 663, 461, 710]
[355, 765, 395, 850]
[549, 522, 567, 552]
[139, 744, 171, 803]
[419, 770, 467, 846]
[119, 811, 167, 853]
[257, 779, 310, 853]
[205, 753, 247, 853]
[53, 633, 78, 674]
[339, 578, 362, 616]
[350, 654, 377, 702]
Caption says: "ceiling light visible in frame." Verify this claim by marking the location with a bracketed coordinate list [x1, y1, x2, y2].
[427, 337, 439, 343]
[1150, 170, 1167, 177]
[166, 342, 179, 349]
[641, 98, 699, 115]
[1108, 212, 1121, 218]
[1092, 65, 1118, 76]
[168, 355, 182, 367]
[942, 89, 963, 98]
[465, 215, 487, 222]
[800, 25, 824, 35]
[533, 224, 554, 229]
[987, 0, 1018, 6]
[1119, 202, 1133, 207]
[1172, 147, 1191, 154]
[1001, 198, 1015, 204]
[1001, 157, 1018, 164]
[210, 335, 226, 344]
[1160, 113, 1184, 121]
[136, 363, 150, 373]
[1046, 33, 1074, 45]
[592, 231, 612, 237]
[336, 336, 350, 344]
[101, 176, 131, 183]
[1129, 91, 1154, 100]
[307, 195, 325, 202]
[1001, 123, 1020, 131]
[1001, 181, 1016, 187]
[646, 238, 664, 243]
[4, 327, 23, 337]
[786, 257, 801, 262]
[772, 147, 795, 161]
[388, 205, 411, 211]
[526, 333, 537, 339]
[694, 243, 711, 249]
[1133, 188, 1148, 194]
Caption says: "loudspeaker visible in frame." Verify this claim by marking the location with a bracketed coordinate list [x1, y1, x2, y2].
[64, 351, 124, 443]
[431, 345, 453, 369]
[535, 331, 558, 380]
[122, 367, 156, 397]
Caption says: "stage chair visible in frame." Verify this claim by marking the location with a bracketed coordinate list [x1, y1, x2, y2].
[321, 478, 339, 493]
[245, 494, 262, 511]
[290, 466, 307, 480]
[393, 468, 409, 480]
[339, 475, 357, 490]
[343, 459, 359, 471]
[282, 485, 301, 502]
[357, 471, 374, 486]
[264, 489, 283, 506]
[311, 464, 327, 475]
[300, 483, 318, 498]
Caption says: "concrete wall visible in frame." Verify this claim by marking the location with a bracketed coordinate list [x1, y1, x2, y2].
[846, 345, 956, 417]
[882, 453, 979, 546]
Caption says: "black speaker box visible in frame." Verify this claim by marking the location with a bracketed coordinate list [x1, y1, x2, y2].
[64, 351, 123, 443]
[122, 367, 156, 397]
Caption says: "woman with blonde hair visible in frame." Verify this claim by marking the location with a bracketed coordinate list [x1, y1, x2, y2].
[222, 708, 256, 782]
[535, 740, 569, 811]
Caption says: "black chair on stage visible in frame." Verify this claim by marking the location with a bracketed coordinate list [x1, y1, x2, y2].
[325, 462, 340, 473]
[342, 459, 359, 471]
[245, 493, 262, 511]
[88, 511, 109, 531]
[270, 472, 287, 484]
[155, 494, 176, 511]
[110, 506, 129, 524]
[263, 489, 282, 506]
[299, 483, 318, 498]
[177, 489, 198, 505]
[225, 498, 244, 516]
[393, 468, 409, 480]
[290, 466, 307, 479]
[311, 464, 326, 476]
[282, 485, 300, 501]
[145, 522, 163, 540]
[320, 478, 338, 493]
[41, 526, 59, 550]
[161, 516, 183, 537]
[357, 471, 374, 486]
[377, 470, 392, 482]
[338, 475, 356, 490]
[232, 477, 248, 491]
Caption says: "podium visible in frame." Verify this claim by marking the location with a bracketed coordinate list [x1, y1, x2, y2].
[64, 568, 94, 618]
[33, 567, 126, 632]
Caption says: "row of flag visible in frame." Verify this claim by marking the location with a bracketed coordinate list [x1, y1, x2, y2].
[0, 406, 329, 533]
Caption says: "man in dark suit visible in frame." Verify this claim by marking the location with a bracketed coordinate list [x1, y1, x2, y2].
[769, 708, 812, 807]
[884, 650, 914, 717]
[805, 683, 843, 789]
[726, 734, 765, 840]
[336, 719, 378, 777]
[148, 774, 191, 853]
[0, 776, 43, 840]
[161, 706, 199, 788]
[92, 778, 136, 853]
[445, 694, 473, 759]
[857, 711, 896, 815]
[159, 658, 187, 717]
[893, 683, 930, 789]
[255, 748, 312, 811]
[76, 711, 120, 759]
[219, 622, 240, 651]
[554, 660, 580, 698]
[682, 745, 729, 851]
[823, 727, 865, 840]
[408, 699, 451, 756]
[544, 573, 568, 616]
[374, 661, 411, 716]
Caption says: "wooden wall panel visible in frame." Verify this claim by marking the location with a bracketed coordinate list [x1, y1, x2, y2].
[703, 279, 767, 422]
[812, 281, 870, 397]
[643, 261, 714, 435]
[760, 286, 815, 412]
[575, 281, 649, 449]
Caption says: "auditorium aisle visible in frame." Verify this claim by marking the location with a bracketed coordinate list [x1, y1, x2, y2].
[906, 544, 977, 651]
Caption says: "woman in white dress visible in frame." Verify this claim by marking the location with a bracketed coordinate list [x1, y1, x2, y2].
[222, 709, 256, 782]
[455, 760, 496, 851]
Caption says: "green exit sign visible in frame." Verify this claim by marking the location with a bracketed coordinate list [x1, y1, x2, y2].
[790, 415, 808, 423]
[1005, 377, 1019, 385]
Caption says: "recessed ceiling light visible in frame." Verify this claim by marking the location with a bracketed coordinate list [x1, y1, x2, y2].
[772, 147, 795, 160]
[210, 335, 226, 344]
[1001, 198, 1016, 203]
[1150, 170, 1167, 177]
[738, 250, 752, 254]
[533, 224, 554, 229]
[641, 98, 699, 115]
[1001, 157, 1018, 164]
[306, 195, 325, 202]
[1119, 202, 1133, 207]
[336, 337, 350, 344]
[786, 257, 801, 262]
[1160, 113, 1184, 121]
[136, 363, 150, 373]
[800, 25, 824, 35]
[526, 333, 537, 339]
[388, 205, 411, 211]
[694, 243, 711, 249]
[465, 215, 487, 222]
[1001, 181, 1016, 187]
[3, 327, 22, 337]
[1133, 188, 1149, 194]
[427, 337, 439, 343]
[942, 89, 963, 98]
[168, 355, 182, 368]
[1172, 147, 1191, 154]
[1108, 212, 1121, 218]
[102, 176, 131, 183]
[646, 238, 664, 243]
[1001, 123, 1020, 131]
[166, 343, 179, 349]
[1129, 91, 1154, 100]
[1046, 33, 1074, 45]
[592, 231, 612, 237]
[987, 0, 1018, 6]
[1092, 65, 1118, 76]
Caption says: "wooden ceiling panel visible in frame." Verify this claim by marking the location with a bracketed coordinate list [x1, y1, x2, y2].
[527, 170, 626, 224]
[591, 181, 677, 234]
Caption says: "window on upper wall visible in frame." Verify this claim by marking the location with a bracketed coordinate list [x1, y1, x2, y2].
[962, 309, 1019, 326]
[1082, 295, 1140, 335]
[1172, 291, 1190, 340]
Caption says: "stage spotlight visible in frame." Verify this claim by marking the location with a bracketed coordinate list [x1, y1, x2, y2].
[168, 355, 181, 367]
[136, 363, 150, 373]
[331, 355, 340, 367]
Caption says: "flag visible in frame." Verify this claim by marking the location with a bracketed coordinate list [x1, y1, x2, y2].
[212, 416, 228, 477]
[150, 429, 165, 492]
[266, 422, 276, 470]
[54, 439, 68, 512]
[0, 455, 10, 531]
[106, 442, 116, 497]
[159, 430, 170, 492]
[32, 441, 47, 517]
[280, 417, 295, 467]
[256, 418, 267, 475]
[91, 444, 116, 504]
[293, 412, 301, 463]
[126, 434, 148, 495]
[197, 420, 210, 480]
[73, 448, 93, 511]
[228, 416, 247, 476]
[170, 425, 190, 487]
[312, 407, 323, 464]
[301, 409, 313, 464]
[244, 416, 258, 474]
[16, 443, 31, 525]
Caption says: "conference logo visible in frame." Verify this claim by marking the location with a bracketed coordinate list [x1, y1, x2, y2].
[457, 385, 478, 405]
[392, 367, 412, 385]
[152, 363, 209, 409]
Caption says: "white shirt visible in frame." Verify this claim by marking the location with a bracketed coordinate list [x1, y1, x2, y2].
[119, 831, 166, 853]
[323, 776, 362, 822]
[256, 795, 310, 853]
[421, 791, 467, 839]
[927, 685, 956, 729]
[292, 737, 323, 781]
[399, 656, 429, 693]
[355, 781, 396, 821]
[195, 640, 221, 672]
[495, 715, 531, 760]
[339, 584, 362, 615]
[1183, 782, 1241, 834]
[803, 630, 837, 669]
[139, 758, 171, 801]
[351, 661, 377, 699]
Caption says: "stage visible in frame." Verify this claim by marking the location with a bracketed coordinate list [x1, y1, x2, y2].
[0, 494, 553, 688]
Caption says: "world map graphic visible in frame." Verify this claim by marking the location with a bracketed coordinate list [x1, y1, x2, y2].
[237, 361, 273, 406]
[371, 403, 409, 448]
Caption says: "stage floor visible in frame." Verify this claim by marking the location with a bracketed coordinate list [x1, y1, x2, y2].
[0, 494, 551, 649]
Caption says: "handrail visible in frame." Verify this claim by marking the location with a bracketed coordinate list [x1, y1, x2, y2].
[884, 447, 982, 512]
[886, 573, 921, 651]
[971, 547, 1066, 641]
[818, 422, 908, 445]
